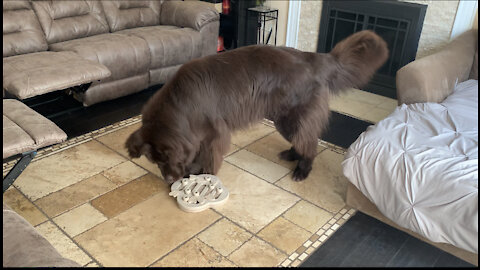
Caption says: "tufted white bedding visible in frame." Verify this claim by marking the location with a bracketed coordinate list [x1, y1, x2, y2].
[342, 79, 478, 253]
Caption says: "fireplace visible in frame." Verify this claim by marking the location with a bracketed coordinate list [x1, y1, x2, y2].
[317, 0, 427, 99]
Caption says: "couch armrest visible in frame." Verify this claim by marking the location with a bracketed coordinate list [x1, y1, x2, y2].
[396, 30, 477, 105]
[160, 0, 219, 31]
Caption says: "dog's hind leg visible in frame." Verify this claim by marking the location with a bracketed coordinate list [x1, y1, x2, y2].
[274, 115, 302, 162]
[277, 95, 330, 181]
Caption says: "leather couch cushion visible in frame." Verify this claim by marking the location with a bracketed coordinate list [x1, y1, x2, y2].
[3, 0, 48, 57]
[3, 203, 79, 267]
[118, 26, 202, 69]
[101, 0, 161, 32]
[31, 0, 110, 44]
[50, 34, 150, 82]
[3, 51, 111, 100]
[3, 99, 67, 159]
[160, 0, 219, 31]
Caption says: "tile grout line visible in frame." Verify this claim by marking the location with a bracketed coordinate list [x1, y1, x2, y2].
[12, 155, 131, 204]
[2, 116, 142, 173]
[223, 158, 341, 217]
[280, 207, 358, 267]
[11, 186, 104, 267]
[206, 210, 291, 262]
[146, 214, 225, 267]
[5, 116, 358, 267]
[194, 236, 241, 267]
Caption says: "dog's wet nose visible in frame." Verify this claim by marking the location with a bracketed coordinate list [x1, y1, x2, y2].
[165, 175, 175, 184]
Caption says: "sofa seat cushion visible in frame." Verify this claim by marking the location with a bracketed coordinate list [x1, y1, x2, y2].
[3, 99, 67, 159]
[50, 33, 150, 82]
[3, 51, 111, 100]
[117, 26, 202, 69]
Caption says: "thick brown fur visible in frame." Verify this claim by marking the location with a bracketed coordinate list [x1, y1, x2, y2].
[126, 30, 389, 184]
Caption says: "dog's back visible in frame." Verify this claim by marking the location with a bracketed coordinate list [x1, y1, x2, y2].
[142, 45, 331, 130]
[133, 30, 388, 182]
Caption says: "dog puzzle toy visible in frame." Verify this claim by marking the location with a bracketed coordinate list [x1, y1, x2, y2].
[168, 174, 229, 213]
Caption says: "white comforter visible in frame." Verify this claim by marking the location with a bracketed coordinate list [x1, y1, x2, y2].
[343, 79, 478, 253]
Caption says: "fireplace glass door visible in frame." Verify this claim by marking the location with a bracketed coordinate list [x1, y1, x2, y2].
[317, 0, 427, 99]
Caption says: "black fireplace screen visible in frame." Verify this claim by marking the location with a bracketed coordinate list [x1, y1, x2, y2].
[317, 0, 427, 99]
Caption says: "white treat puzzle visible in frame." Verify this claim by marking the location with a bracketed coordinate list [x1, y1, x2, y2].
[168, 174, 229, 213]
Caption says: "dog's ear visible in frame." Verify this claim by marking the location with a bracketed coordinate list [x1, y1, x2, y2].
[125, 129, 151, 158]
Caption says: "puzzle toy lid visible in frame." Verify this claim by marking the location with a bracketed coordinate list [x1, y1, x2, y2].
[168, 174, 229, 213]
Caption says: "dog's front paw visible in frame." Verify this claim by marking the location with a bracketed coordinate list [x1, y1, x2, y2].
[292, 167, 310, 181]
[292, 159, 312, 181]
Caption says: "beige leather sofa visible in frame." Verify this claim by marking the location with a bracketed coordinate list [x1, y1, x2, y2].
[3, 0, 220, 106]
[346, 29, 478, 266]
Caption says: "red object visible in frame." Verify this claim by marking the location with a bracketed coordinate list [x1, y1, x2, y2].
[217, 36, 225, 52]
[222, 0, 230, 15]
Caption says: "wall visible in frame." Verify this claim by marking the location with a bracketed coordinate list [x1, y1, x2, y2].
[295, 0, 472, 59]
[474, 9, 478, 29]
[265, 0, 289, 46]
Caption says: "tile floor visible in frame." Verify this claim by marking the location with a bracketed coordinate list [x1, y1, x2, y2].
[3, 89, 398, 267]
[330, 88, 398, 123]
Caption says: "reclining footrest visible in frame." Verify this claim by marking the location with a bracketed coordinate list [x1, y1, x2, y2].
[3, 99, 67, 192]
[3, 51, 111, 100]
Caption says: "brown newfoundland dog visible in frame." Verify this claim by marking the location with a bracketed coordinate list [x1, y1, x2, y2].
[126, 30, 388, 184]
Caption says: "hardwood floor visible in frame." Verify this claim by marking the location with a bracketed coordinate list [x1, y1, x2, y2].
[301, 212, 474, 267]
[26, 86, 161, 139]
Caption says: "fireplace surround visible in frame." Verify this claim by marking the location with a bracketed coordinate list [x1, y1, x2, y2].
[317, 0, 427, 99]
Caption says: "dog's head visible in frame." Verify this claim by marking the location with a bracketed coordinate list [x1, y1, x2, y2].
[125, 127, 190, 184]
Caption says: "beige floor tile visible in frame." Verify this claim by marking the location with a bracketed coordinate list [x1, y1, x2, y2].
[276, 149, 348, 213]
[342, 88, 389, 106]
[75, 193, 220, 267]
[96, 122, 141, 158]
[132, 156, 162, 178]
[360, 107, 394, 123]
[245, 132, 296, 169]
[151, 238, 235, 267]
[231, 123, 275, 147]
[228, 237, 286, 267]
[53, 203, 107, 237]
[376, 98, 398, 111]
[225, 150, 291, 183]
[197, 218, 252, 256]
[329, 96, 374, 118]
[14, 140, 126, 201]
[246, 132, 326, 170]
[36, 221, 91, 266]
[3, 187, 47, 226]
[102, 161, 147, 185]
[35, 174, 116, 218]
[258, 216, 311, 254]
[283, 200, 333, 233]
[225, 144, 240, 157]
[214, 163, 300, 233]
[91, 173, 164, 218]
[85, 261, 99, 267]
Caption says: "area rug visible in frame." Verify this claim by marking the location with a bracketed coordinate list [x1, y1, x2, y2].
[301, 212, 475, 267]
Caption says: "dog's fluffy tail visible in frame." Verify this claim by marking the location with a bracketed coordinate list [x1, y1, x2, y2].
[327, 30, 389, 94]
